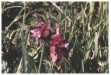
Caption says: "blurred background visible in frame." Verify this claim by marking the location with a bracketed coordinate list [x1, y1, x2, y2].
[2, 1, 108, 73]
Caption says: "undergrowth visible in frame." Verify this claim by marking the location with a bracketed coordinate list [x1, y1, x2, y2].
[2, 1, 108, 73]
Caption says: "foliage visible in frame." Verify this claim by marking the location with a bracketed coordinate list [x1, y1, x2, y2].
[2, 2, 108, 73]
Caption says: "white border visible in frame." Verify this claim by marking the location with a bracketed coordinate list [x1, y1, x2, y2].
[0, 0, 110, 75]
[109, 0, 110, 74]
[0, 0, 2, 74]
[0, 0, 109, 2]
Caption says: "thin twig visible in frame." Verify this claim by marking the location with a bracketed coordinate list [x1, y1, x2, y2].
[2, 6, 23, 13]
[5, 8, 24, 32]
[17, 58, 23, 73]
[81, 60, 84, 72]
[20, 2, 28, 72]
[94, 32, 100, 57]
[38, 42, 44, 73]
[51, 2, 71, 22]
[51, 2, 63, 14]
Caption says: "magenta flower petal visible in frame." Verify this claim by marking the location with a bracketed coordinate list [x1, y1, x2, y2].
[64, 43, 69, 48]
[30, 29, 41, 38]
[49, 26, 69, 64]
[30, 30, 37, 37]
[51, 53, 57, 64]
[30, 21, 50, 39]
[60, 43, 69, 48]
[50, 46, 58, 64]
[42, 30, 50, 38]
[51, 34, 62, 46]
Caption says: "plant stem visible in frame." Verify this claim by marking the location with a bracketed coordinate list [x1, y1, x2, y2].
[38, 42, 44, 73]
[5, 8, 23, 32]
[17, 58, 23, 73]
[21, 2, 28, 72]
[81, 60, 84, 72]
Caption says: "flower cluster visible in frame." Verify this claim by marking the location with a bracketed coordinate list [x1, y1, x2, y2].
[50, 27, 69, 64]
[30, 22, 69, 64]
[30, 22, 50, 39]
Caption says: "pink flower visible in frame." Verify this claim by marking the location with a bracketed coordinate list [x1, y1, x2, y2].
[51, 34, 62, 46]
[30, 29, 41, 38]
[30, 22, 50, 39]
[59, 42, 69, 48]
[50, 27, 69, 64]
[50, 46, 58, 63]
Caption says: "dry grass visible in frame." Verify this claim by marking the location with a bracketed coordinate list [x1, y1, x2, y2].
[2, 1, 108, 73]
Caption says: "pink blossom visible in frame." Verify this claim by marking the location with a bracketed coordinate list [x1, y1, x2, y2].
[30, 29, 41, 38]
[30, 22, 50, 39]
[50, 46, 58, 64]
[50, 27, 69, 64]
[60, 42, 69, 48]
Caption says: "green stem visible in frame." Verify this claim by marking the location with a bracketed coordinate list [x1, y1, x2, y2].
[38, 42, 44, 73]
